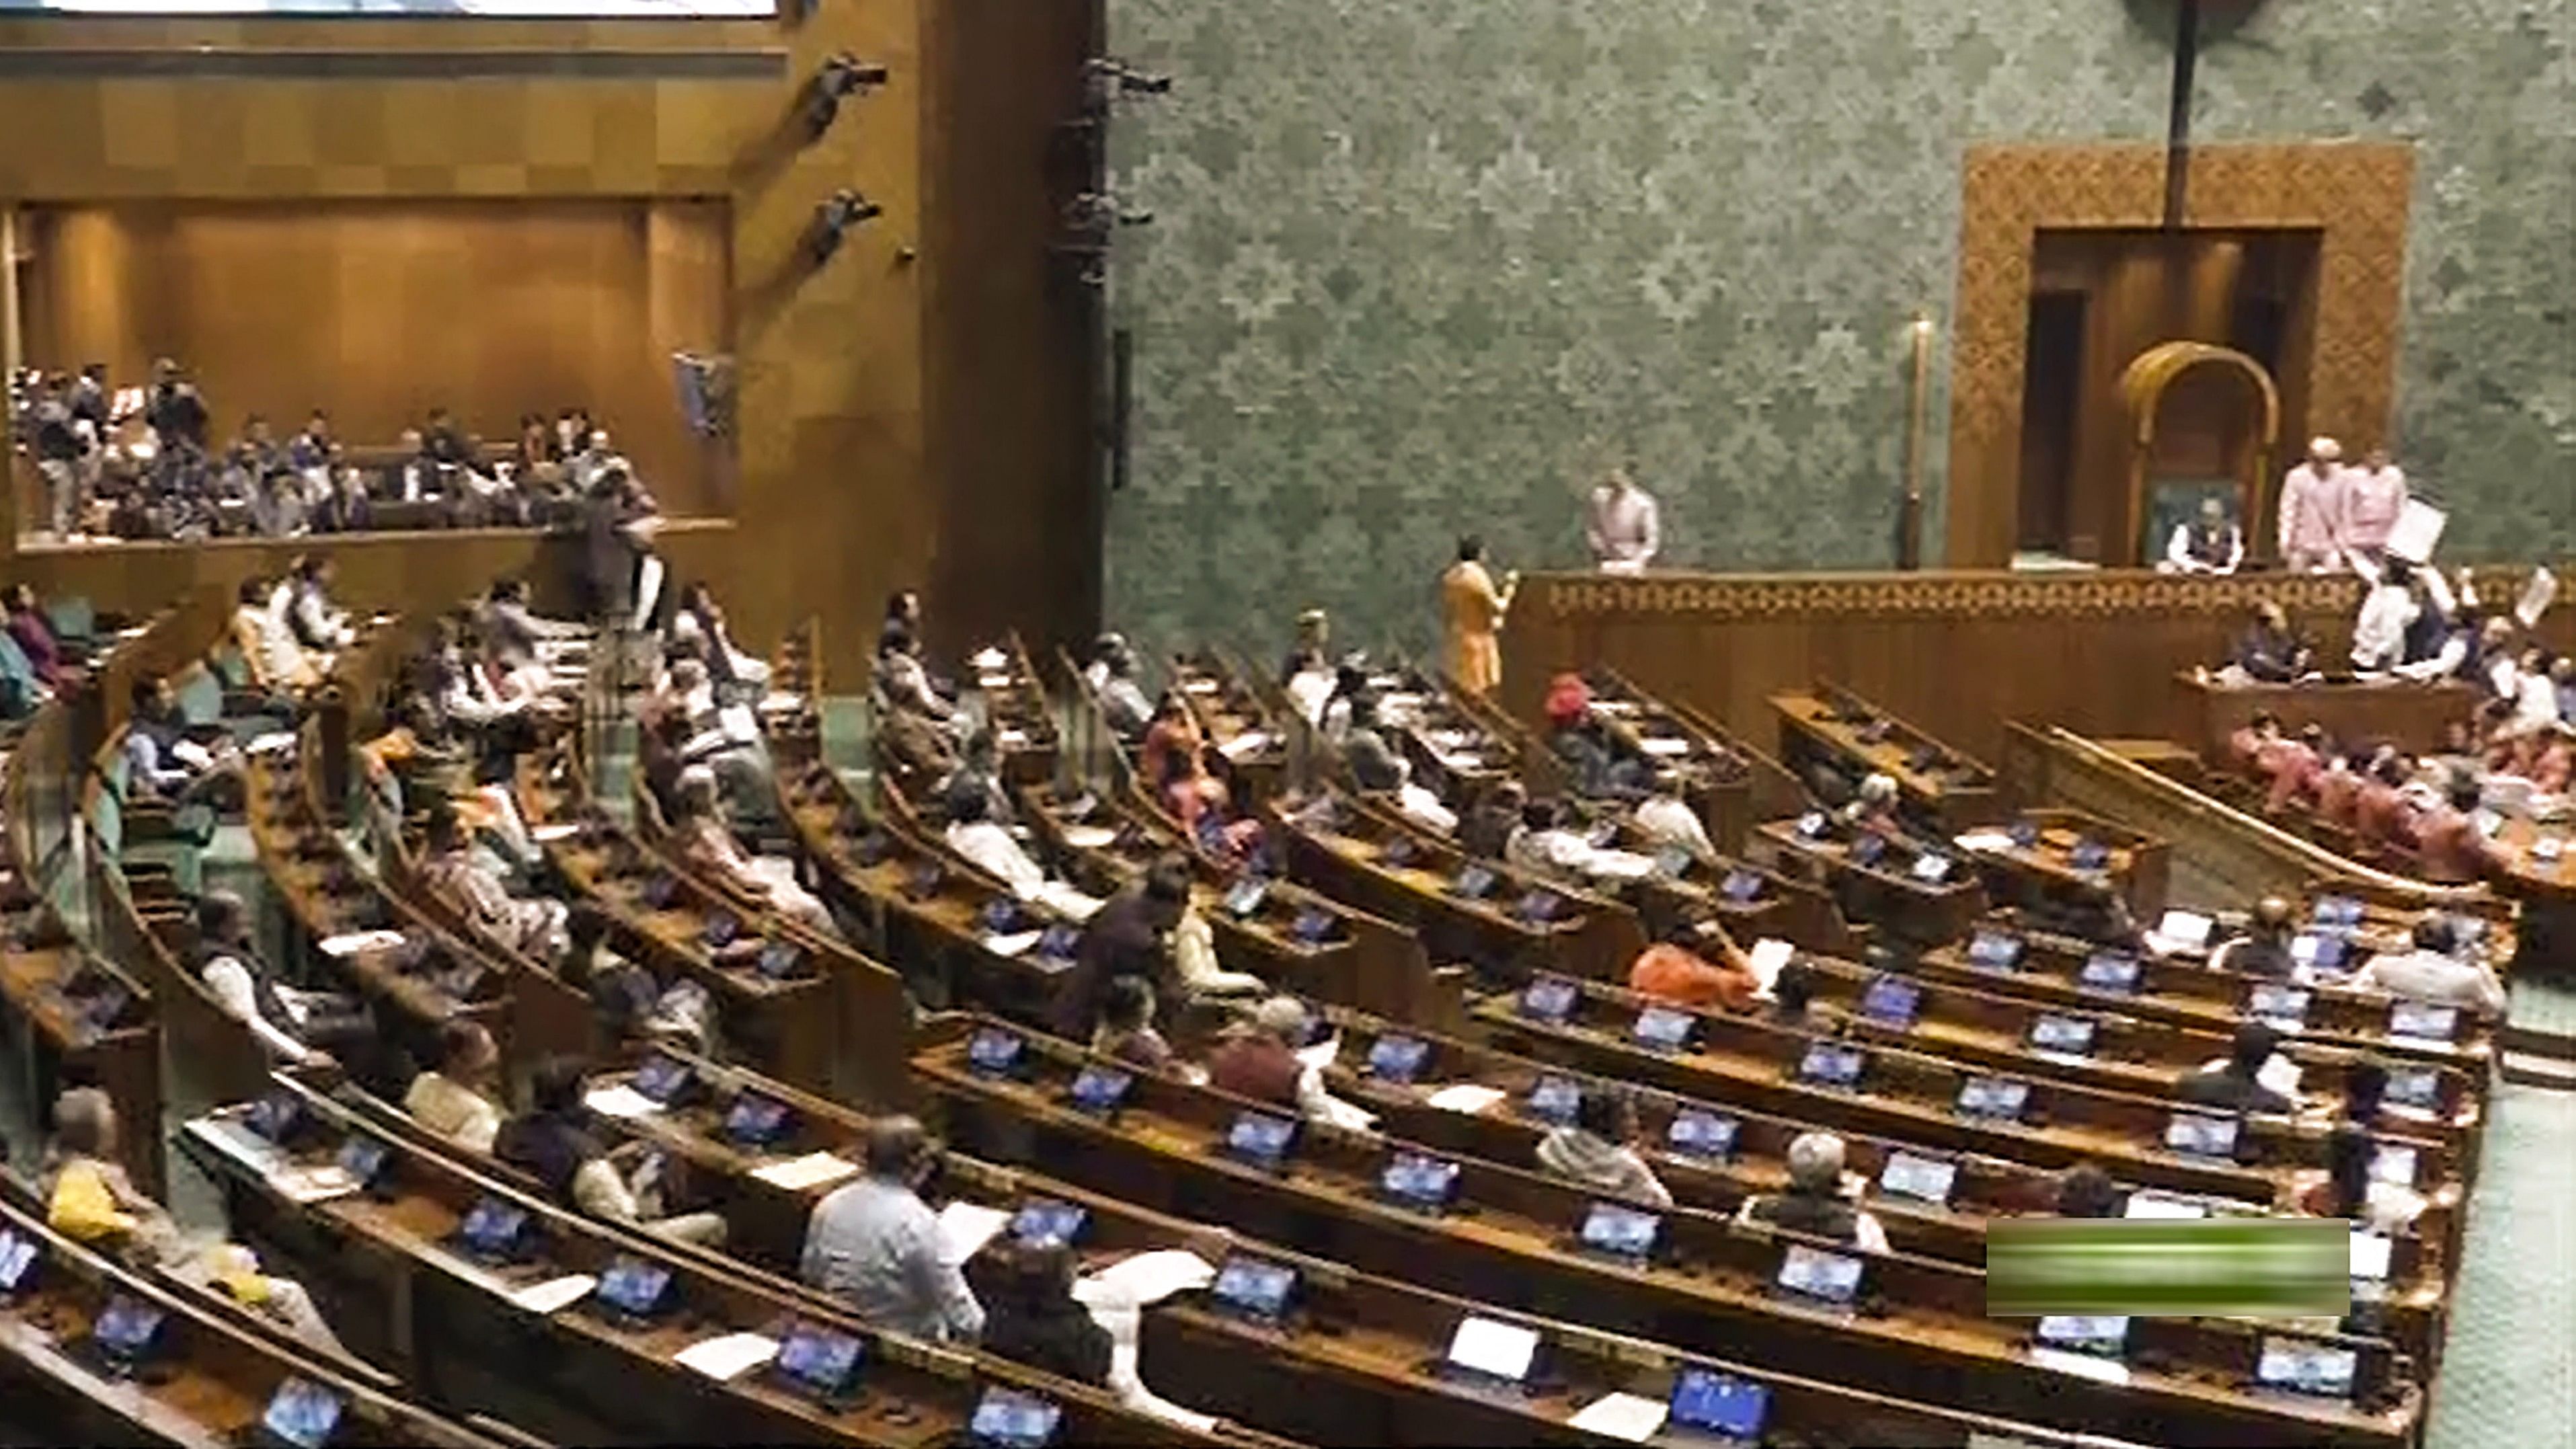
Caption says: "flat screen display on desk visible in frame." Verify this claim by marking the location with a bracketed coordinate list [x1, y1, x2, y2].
[1668, 1368, 1768, 1438]
[775, 1323, 864, 1396]
[2385, 1066, 2441, 1111]
[967, 1029, 1025, 1076]
[968, 1388, 1062, 1449]
[1577, 1202, 1660, 1260]
[1444, 1315, 1538, 1383]
[1519, 977, 1577, 1023]
[0, 1230, 36, 1293]
[2255, 1337, 2358, 1399]
[1367, 1034, 1430, 1083]
[1066, 1066, 1133, 1115]
[1719, 868, 1764, 903]
[2028, 1013, 2097, 1056]
[1223, 878, 1267, 918]
[1796, 1041, 1865, 1088]
[92, 1294, 165, 1360]
[1967, 931, 2024, 972]
[1226, 1111, 1296, 1169]
[1009, 1200, 1087, 1249]
[2164, 1113, 2239, 1159]
[1210, 1257, 1296, 1321]
[459, 1198, 531, 1260]
[260, 1377, 346, 1449]
[1526, 1075, 1582, 1124]
[1666, 1109, 1738, 1159]
[1858, 976, 1920, 1028]
[2390, 1001, 2458, 1042]
[1877, 1150, 1955, 1205]
[2035, 1315, 2130, 1358]
[1957, 1075, 2029, 1122]
[1381, 1152, 1461, 1211]
[2078, 952, 2142, 994]
[1632, 1005, 1694, 1051]
[596, 1256, 674, 1318]
[724, 1091, 793, 1146]
[1775, 1245, 1863, 1305]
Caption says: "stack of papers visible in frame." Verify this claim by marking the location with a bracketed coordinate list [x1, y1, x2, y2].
[1746, 938, 1795, 996]
[1072, 1251, 1214, 1311]
[508, 1274, 598, 1315]
[583, 1085, 663, 1120]
[317, 930, 409, 958]
[1566, 1393, 1668, 1442]
[1954, 830, 2016, 853]
[1425, 1084, 1508, 1115]
[1295, 1035, 1342, 1070]
[982, 930, 1044, 959]
[751, 1152, 860, 1191]
[672, 1332, 780, 1382]
[1062, 825, 1118, 850]
[272, 1165, 360, 1204]
[935, 1202, 1011, 1265]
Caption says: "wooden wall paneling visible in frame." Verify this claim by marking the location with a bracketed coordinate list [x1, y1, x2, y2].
[919, 0, 1103, 666]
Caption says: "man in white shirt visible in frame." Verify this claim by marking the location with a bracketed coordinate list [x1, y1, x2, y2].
[943, 785, 1103, 920]
[1086, 634, 1154, 739]
[1584, 466, 1661, 573]
[2277, 437, 2350, 574]
[190, 892, 359, 1070]
[803, 1117, 984, 1342]
[2351, 557, 2427, 672]
[405, 1019, 504, 1153]
[2341, 445, 2407, 557]
[2351, 918, 2507, 1016]
[1632, 771, 1717, 865]
[2160, 497, 2245, 574]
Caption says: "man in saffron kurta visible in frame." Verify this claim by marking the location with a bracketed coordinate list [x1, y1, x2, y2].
[1441, 535, 1516, 697]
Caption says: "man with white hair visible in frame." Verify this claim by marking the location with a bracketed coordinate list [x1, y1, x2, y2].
[1204, 996, 1374, 1130]
[1584, 465, 1661, 573]
[2278, 437, 2351, 574]
[1734, 1131, 1890, 1253]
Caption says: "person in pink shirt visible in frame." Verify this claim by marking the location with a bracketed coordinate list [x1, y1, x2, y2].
[2341, 444, 2408, 557]
[2277, 436, 2351, 574]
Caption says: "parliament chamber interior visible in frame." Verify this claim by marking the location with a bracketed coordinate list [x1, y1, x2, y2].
[0, 1, 2571, 1446]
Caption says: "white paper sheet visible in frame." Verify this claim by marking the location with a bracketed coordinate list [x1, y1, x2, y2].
[1217, 730, 1273, 761]
[185, 1118, 284, 1175]
[1954, 830, 2016, 853]
[982, 930, 1044, 959]
[245, 732, 299, 756]
[2027, 1346, 2133, 1385]
[1566, 1391, 1670, 1442]
[1072, 1250, 1214, 1311]
[1966, 1432, 2051, 1449]
[508, 1274, 598, 1315]
[531, 822, 582, 843]
[582, 1086, 662, 1120]
[1637, 737, 1691, 758]
[2515, 567, 2557, 630]
[272, 1165, 360, 1204]
[935, 1202, 1011, 1266]
[317, 930, 408, 958]
[760, 692, 807, 715]
[1295, 1035, 1341, 1070]
[1747, 938, 1795, 996]
[970, 647, 1010, 672]
[1062, 824, 1118, 850]
[1425, 1084, 1508, 1115]
[751, 1152, 860, 1192]
[671, 1331, 779, 1382]
[2384, 500, 2446, 564]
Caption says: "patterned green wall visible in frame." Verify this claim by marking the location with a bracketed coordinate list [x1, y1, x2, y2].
[1102, 0, 2575, 657]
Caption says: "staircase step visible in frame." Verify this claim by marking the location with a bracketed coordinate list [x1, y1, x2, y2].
[2497, 1050, 2576, 1091]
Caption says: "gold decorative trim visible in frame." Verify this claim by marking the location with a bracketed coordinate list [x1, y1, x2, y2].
[1534, 565, 2570, 623]
[1946, 142, 2415, 567]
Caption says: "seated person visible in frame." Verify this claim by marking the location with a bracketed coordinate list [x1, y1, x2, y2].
[559, 906, 719, 1056]
[1341, 721, 1457, 835]
[934, 730, 1016, 830]
[2353, 752, 2420, 853]
[1085, 633, 1154, 740]
[944, 783, 1103, 921]
[1278, 609, 1331, 691]
[475, 577, 585, 670]
[1766, 957, 1822, 1029]
[1836, 773, 1916, 847]
[1203, 996, 1374, 1131]
[2160, 496, 2245, 575]
[2209, 896, 2298, 978]
[229, 576, 322, 694]
[1091, 974, 1175, 1072]
[2050, 1162, 2126, 1219]
[121, 672, 239, 812]
[190, 891, 368, 1072]
[1629, 919, 1760, 1011]
[1735, 1132, 1889, 1253]
[667, 766, 843, 941]
[1456, 779, 1526, 862]
[1631, 770, 1717, 866]
[874, 626, 955, 728]
[2285, 1123, 2426, 1235]
[416, 801, 569, 961]
[2311, 750, 2366, 830]
[2262, 723, 2329, 813]
[1142, 696, 1262, 861]
[2177, 1022, 2296, 1115]
[1508, 797, 1653, 887]
[2350, 917, 2507, 1016]
[2226, 600, 2312, 684]
[2411, 777, 2505, 886]
[972, 1240, 1114, 1387]
[496, 1056, 728, 1247]
[405, 1019, 504, 1153]
[284, 553, 356, 656]
[1161, 868, 1266, 1006]
[1545, 674, 1651, 802]
[670, 582, 770, 697]
[1534, 1089, 1672, 1208]
[4, 583, 72, 691]
[42, 1089, 350, 1358]
[802, 1116, 984, 1342]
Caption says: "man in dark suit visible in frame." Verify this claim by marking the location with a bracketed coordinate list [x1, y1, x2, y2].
[2178, 1023, 2294, 1115]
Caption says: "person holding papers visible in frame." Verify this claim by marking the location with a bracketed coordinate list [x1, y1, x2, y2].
[944, 783, 1104, 921]
[1204, 997, 1374, 1131]
[802, 1117, 984, 1343]
[122, 672, 240, 815]
[2409, 778, 2505, 886]
[1535, 1091, 1672, 1208]
[1629, 921, 1760, 1011]
[2286, 1124, 2425, 1235]
[2350, 918, 2507, 1016]
[669, 581, 769, 697]
[2177, 1023, 2295, 1115]
[405, 1020, 505, 1154]
[1735, 1133, 1889, 1253]
[972, 1241, 1114, 1386]
[497, 1056, 728, 1249]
